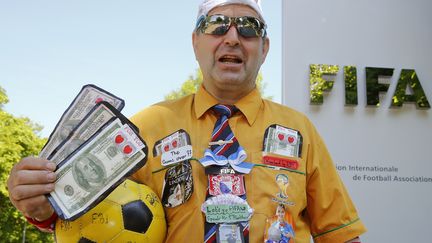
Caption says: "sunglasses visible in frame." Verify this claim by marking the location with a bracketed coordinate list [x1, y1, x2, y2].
[196, 14, 267, 38]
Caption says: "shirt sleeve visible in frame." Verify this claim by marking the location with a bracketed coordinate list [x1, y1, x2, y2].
[304, 121, 367, 243]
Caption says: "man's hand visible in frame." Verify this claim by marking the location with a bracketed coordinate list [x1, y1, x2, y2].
[7, 157, 57, 221]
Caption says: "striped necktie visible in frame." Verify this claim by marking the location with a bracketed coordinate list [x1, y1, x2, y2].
[200, 105, 253, 174]
[203, 104, 250, 243]
[210, 104, 239, 156]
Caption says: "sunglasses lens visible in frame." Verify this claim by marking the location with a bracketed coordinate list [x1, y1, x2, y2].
[237, 17, 264, 37]
[238, 26, 260, 37]
[203, 15, 230, 35]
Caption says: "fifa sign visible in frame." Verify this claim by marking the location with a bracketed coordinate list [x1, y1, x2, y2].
[309, 64, 430, 109]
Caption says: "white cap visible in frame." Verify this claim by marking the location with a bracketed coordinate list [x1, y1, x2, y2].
[197, 0, 265, 22]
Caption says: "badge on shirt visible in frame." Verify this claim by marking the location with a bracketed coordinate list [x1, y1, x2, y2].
[153, 129, 193, 166]
[264, 204, 295, 243]
[161, 160, 193, 208]
[271, 173, 295, 206]
[263, 125, 303, 158]
[201, 194, 253, 224]
[208, 174, 246, 196]
[262, 155, 299, 170]
[216, 223, 245, 243]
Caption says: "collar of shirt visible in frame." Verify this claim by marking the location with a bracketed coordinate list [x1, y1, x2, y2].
[194, 85, 263, 126]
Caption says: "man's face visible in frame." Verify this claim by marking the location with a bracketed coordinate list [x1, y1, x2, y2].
[192, 4, 269, 100]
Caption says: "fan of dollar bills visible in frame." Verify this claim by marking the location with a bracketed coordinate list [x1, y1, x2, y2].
[40, 84, 147, 220]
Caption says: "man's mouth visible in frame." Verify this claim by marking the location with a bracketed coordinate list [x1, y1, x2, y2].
[219, 55, 243, 64]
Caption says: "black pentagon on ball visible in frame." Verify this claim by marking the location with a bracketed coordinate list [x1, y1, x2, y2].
[122, 200, 153, 233]
[78, 237, 96, 243]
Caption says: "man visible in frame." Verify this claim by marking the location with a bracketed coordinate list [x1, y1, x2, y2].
[7, 0, 366, 242]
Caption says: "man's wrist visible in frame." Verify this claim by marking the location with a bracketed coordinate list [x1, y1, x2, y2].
[25, 212, 58, 233]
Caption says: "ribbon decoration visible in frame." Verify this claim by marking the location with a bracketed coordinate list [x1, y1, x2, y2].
[200, 146, 254, 174]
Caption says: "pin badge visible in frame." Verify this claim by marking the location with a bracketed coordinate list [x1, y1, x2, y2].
[161, 160, 193, 208]
[263, 155, 299, 170]
[263, 125, 303, 158]
[201, 194, 253, 224]
[216, 223, 245, 243]
[153, 130, 193, 166]
[264, 204, 295, 243]
[208, 174, 246, 196]
[271, 174, 295, 206]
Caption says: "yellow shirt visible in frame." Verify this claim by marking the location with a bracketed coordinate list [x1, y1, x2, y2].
[130, 86, 366, 243]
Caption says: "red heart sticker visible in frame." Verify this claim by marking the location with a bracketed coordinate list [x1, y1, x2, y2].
[172, 140, 178, 148]
[278, 133, 285, 141]
[164, 145, 170, 152]
[288, 136, 295, 144]
[95, 97, 104, 104]
[115, 134, 124, 144]
[123, 145, 133, 154]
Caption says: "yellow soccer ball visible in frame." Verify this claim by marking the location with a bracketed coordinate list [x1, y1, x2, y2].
[55, 179, 166, 243]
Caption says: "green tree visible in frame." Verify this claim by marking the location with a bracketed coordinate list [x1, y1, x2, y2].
[0, 86, 53, 243]
[165, 68, 273, 100]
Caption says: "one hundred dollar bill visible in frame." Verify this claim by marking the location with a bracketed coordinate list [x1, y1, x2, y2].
[48, 118, 146, 220]
[39, 84, 125, 159]
[48, 102, 117, 165]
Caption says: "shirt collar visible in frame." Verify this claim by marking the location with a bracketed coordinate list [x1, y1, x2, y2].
[194, 85, 263, 126]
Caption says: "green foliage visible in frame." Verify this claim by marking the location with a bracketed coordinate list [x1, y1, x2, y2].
[165, 69, 204, 100]
[0, 87, 53, 242]
[0, 86, 9, 107]
[165, 68, 273, 100]
[255, 71, 273, 100]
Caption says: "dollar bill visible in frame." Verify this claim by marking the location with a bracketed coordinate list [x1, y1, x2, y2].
[264, 126, 301, 157]
[48, 103, 116, 165]
[264, 126, 276, 153]
[39, 85, 125, 159]
[48, 118, 146, 220]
